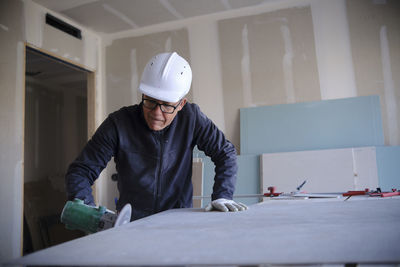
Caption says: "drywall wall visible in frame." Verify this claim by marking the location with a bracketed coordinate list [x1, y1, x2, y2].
[347, 0, 400, 146]
[219, 5, 321, 151]
[0, 0, 103, 261]
[0, 0, 25, 261]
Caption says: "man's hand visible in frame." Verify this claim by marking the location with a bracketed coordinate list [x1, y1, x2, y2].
[205, 198, 248, 212]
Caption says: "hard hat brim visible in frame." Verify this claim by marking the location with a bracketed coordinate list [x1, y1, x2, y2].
[139, 83, 185, 103]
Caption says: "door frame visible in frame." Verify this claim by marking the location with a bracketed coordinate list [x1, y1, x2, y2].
[22, 42, 97, 253]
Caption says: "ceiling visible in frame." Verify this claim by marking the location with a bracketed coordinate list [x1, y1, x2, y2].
[32, 0, 267, 34]
[27, 0, 268, 91]
[26, 48, 87, 95]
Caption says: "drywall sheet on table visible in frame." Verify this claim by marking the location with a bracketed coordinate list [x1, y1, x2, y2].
[202, 154, 260, 206]
[241, 95, 384, 154]
[261, 147, 378, 194]
[9, 198, 400, 266]
[376, 146, 400, 191]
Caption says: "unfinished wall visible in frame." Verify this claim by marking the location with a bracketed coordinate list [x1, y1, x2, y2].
[219, 6, 321, 152]
[0, 0, 25, 261]
[347, 0, 400, 146]
[0, 0, 102, 261]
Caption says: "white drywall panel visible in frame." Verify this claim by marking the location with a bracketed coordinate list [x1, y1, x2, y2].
[352, 147, 379, 190]
[261, 147, 379, 194]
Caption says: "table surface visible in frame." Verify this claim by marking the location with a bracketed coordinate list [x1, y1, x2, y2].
[7, 197, 400, 266]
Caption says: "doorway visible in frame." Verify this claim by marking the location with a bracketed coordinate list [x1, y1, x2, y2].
[23, 46, 92, 254]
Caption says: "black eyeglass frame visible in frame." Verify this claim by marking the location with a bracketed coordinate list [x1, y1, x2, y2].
[141, 97, 182, 114]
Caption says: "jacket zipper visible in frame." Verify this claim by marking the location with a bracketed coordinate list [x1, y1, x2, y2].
[154, 132, 164, 212]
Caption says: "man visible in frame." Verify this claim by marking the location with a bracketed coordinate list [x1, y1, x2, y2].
[65, 52, 247, 221]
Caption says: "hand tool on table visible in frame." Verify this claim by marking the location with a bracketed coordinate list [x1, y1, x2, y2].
[343, 188, 400, 200]
[61, 198, 132, 234]
[369, 188, 400, 197]
[343, 188, 370, 200]
[263, 186, 283, 197]
[264, 180, 307, 197]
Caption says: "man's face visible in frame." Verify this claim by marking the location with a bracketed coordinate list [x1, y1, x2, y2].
[142, 95, 186, 131]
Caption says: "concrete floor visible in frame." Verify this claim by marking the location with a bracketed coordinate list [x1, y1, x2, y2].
[6, 197, 400, 266]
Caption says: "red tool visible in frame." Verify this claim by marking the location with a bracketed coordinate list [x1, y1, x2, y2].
[264, 186, 282, 197]
[342, 188, 370, 197]
[343, 188, 400, 199]
[369, 189, 400, 197]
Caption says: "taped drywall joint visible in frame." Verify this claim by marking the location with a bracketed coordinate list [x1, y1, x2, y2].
[221, 0, 232, 10]
[159, 0, 184, 19]
[241, 24, 253, 107]
[130, 49, 139, 105]
[380, 25, 399, 145]
[164, 37, 172, 52]
[0, 24, 9, 31]
[281, 25, 295, 103]
[102, 3, 138, 29]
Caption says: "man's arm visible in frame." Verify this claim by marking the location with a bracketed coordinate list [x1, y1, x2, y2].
[65, 116, 118, 205]
[193, 104, 247, 211]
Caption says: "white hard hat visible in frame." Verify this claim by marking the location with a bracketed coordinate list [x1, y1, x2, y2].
[139, 52, 192, 103]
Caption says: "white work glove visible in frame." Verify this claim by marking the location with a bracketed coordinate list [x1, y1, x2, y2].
[205, 198, 248, 212]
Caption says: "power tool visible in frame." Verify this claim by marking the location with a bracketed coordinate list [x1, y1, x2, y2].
[60, 198, 132, 234]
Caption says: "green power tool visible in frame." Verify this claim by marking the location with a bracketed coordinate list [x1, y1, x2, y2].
[60, 198, 132, 234]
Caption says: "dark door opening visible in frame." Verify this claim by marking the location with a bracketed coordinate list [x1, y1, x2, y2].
[23, 46, 90, 254]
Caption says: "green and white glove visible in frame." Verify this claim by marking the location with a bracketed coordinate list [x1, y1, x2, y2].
[205, 198, 248, 212]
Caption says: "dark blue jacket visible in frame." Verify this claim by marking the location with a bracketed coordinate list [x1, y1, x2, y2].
[65, 102, 238, 220]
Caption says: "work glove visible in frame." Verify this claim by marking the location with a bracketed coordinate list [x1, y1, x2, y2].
[205, 198, 248, 212]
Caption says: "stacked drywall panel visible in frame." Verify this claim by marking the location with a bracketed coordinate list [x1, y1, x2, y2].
[240, 95, 384, 154]
[376, 146, 400, 191]
[240, 95, 398, 193]
[261, 147, 379, 194]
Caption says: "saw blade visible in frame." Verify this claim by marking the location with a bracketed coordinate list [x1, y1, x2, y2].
[114, 203, 132, 227]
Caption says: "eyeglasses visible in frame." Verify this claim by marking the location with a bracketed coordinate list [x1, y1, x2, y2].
[141, 97, 181, 114]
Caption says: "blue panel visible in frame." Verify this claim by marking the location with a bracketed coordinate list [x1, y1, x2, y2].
[201, 155, 260, 207]
[202, 156, 214, 200]
[376, 146, 400, 191]
[240, 95, 384, 154]
[234, 155, 261, 205]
